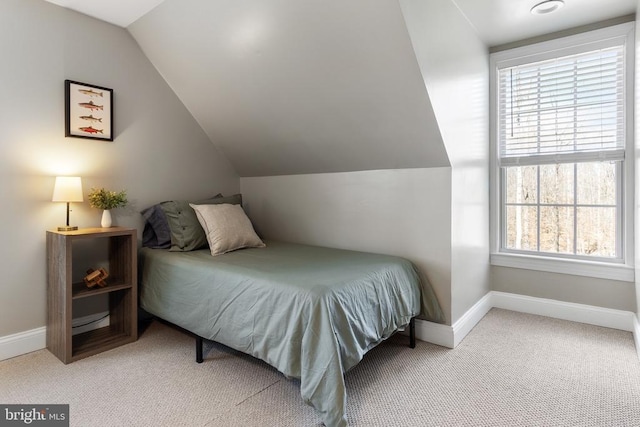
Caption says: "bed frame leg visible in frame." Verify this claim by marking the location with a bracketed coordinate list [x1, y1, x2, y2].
[196, 336, 203, 363]
[409, 317, 416, 349]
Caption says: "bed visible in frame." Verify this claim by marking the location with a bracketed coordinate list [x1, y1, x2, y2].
[139, 240, 443, 427]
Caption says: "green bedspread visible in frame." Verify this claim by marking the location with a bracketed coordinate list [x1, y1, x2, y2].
[139, 241, 441, 426]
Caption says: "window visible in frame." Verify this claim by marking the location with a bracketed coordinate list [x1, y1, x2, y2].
[490, 23, 634, 281]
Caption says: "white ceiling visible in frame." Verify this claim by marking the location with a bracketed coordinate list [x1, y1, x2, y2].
[453, 0, 637, 47]
[44, 0, 637, 46]
[43, 0, 166, 28]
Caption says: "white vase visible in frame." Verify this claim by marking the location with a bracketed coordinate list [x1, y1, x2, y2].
[101, 210, 112, 228]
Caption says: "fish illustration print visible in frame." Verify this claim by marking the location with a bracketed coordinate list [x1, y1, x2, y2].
[79, 126, 103, 134]
[79, 114, 102, 123]
[78, 101, 103, 111]
[78, 88, 103, 97]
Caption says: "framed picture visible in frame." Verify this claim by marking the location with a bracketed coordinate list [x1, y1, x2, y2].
[65, 80, 113, 141]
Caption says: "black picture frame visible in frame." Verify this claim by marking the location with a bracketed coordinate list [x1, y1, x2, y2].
[65, 80, 114, 141]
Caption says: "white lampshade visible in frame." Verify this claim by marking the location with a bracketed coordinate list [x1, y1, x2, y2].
[52, 176, 83, 231]
[52, 177, 83, 202]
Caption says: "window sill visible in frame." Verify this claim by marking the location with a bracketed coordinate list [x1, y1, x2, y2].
[490, 252, 634, 282]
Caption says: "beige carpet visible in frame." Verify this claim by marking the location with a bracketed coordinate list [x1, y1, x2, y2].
[1, 308, 639, 426]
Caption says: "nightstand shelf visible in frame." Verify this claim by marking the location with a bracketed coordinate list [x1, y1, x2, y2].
[72, 326, 130, 359]
[46, 227, 137, 364]
[72, 280, 131, 299]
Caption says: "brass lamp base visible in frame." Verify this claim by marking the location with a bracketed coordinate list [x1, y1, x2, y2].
[57, 225, 78, 231]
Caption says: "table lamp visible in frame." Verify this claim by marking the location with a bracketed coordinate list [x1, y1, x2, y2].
[52, 176, 83, 231]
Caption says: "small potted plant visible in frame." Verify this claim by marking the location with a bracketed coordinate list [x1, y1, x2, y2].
[88, 187, 128, 227]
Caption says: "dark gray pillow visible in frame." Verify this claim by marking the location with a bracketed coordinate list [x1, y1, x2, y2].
[161, 194, 242, 252]
[141, 204, 171, 249]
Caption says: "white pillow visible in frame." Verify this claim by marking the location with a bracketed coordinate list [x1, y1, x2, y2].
[189, 203, 265, 256]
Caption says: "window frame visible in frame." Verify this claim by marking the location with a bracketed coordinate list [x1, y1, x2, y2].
[489, 22, 635, 282]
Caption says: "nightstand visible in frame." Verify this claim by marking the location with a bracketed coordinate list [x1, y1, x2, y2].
[46, 227, 137, 363]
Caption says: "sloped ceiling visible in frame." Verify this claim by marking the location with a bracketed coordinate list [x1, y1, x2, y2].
[128, 0, 449, 177]
[44, 0, 166, 27]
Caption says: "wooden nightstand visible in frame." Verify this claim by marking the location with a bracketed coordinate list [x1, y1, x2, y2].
[46, 227, 137, 364]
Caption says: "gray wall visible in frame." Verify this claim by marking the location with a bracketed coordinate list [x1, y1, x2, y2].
[0, 0, 239, 337]
[400, 0, 491, 322]
[241, 168, 453, 323]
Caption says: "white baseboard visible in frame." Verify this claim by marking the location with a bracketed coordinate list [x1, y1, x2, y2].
[414, 292, 492, 349]
[414, 319, 454, 348]
[417, 291, 639, 361]
[491, 291, 635, 332]
[452, 292, 493, 347]
[0, 312, 110, 362]
[0, 327, 46, 362]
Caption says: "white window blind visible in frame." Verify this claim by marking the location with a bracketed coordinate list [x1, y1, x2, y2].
[498, 46, 625, 166]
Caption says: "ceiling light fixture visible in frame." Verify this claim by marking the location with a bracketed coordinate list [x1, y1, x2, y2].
[530, 0, 564, 15]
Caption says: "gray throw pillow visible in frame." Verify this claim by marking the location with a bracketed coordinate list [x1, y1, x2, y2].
[161, 194, 242, 252]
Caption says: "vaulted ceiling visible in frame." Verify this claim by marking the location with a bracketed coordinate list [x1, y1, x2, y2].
[44, 0, 638, 46]
[43, 0, 637, 177]
[128, 0, 449, 176]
